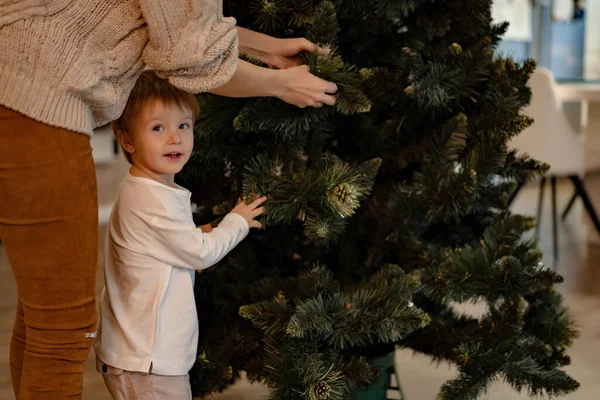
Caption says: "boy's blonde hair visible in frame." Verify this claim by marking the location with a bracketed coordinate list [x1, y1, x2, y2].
[112, 70, 200, 163]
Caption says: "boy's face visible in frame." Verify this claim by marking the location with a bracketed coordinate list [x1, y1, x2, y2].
[121, 99, 194, 187]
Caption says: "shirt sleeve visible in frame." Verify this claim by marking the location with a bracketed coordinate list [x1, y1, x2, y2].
[139, 0, 239, 93]
[148, 210, 249, 270]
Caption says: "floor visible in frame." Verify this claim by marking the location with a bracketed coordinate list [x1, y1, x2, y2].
[1, 141, 599, 399]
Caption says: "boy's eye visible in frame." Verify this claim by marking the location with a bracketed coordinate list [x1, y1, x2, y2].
[179, 123, 190, 130]
[152, 125, 163, 132]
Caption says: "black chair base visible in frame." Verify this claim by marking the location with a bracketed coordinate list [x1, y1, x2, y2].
[508, 175, 600, 262]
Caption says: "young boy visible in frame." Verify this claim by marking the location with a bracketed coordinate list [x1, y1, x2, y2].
[94, 71, 266, 399]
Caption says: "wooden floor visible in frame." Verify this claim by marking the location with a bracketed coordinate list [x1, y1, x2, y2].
[1, 154, 600, 399]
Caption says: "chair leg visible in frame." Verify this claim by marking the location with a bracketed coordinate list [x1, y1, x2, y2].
[569, 176, 600, 236]
[551, 177, 558, 261]
[535, 177, 547, 239]
[562, 190, 578, 220]
[507, 181, 524, 207]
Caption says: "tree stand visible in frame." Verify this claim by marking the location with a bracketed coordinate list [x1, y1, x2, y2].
[351, 351, 407, 400]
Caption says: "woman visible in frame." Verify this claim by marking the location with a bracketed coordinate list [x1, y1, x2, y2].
[0, 1, 337, 399]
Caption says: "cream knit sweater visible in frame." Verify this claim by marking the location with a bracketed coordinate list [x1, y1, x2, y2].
[0, 0, 238, 136]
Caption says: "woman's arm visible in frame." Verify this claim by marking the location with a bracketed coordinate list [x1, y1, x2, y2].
[208, 59, 337, 108]
[139, 1, 334, 107]
[236, 27, 322, 69]
[236, 27, 278, 59]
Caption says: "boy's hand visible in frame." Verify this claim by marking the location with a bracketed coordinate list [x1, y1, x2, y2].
[231, 196, 267, 229]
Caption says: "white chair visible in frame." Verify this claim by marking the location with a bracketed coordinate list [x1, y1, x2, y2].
[508, 67, 600, 260]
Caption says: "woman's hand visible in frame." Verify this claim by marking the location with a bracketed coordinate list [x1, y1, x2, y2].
[273, 65, 337, 108]
[260, 38, 324, 69]
[236, 27, 325, 69]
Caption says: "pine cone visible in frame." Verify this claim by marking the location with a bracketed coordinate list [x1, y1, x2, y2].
[333, 184, 349, 203]
[314, 381, 331, 399]
[329, 183, 359, 218]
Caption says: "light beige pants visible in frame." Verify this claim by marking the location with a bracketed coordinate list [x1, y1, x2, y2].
[96, 357, 192, 400]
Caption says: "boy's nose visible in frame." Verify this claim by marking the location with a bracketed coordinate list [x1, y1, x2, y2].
[168, 130, 182, 144]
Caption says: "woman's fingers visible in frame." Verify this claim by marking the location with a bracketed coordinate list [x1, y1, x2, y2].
[300, 38, 318, 53]
[277, 65, 338, 108]
[309, 94, 336, 108]
[321, 94, 337, 106]
[323, 81, 338, 94]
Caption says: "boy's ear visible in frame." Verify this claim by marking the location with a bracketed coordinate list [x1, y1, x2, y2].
[116, 130, 136, 155]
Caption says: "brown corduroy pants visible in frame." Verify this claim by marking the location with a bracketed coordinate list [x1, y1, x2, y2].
[0, 105, 99, 399]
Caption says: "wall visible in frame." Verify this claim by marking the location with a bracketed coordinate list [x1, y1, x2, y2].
[584, 1, 600, 79]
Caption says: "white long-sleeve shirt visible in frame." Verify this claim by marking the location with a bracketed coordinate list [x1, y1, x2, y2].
[95, 173, 248, 375]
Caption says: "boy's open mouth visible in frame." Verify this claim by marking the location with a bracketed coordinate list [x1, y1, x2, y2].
[164, 152, 183, 160]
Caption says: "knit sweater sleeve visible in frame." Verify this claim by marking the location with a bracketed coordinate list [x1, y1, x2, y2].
[139, 0, 238, 93]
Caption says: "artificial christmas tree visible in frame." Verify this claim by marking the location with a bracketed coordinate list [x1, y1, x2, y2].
[177, 0, 579, 398]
